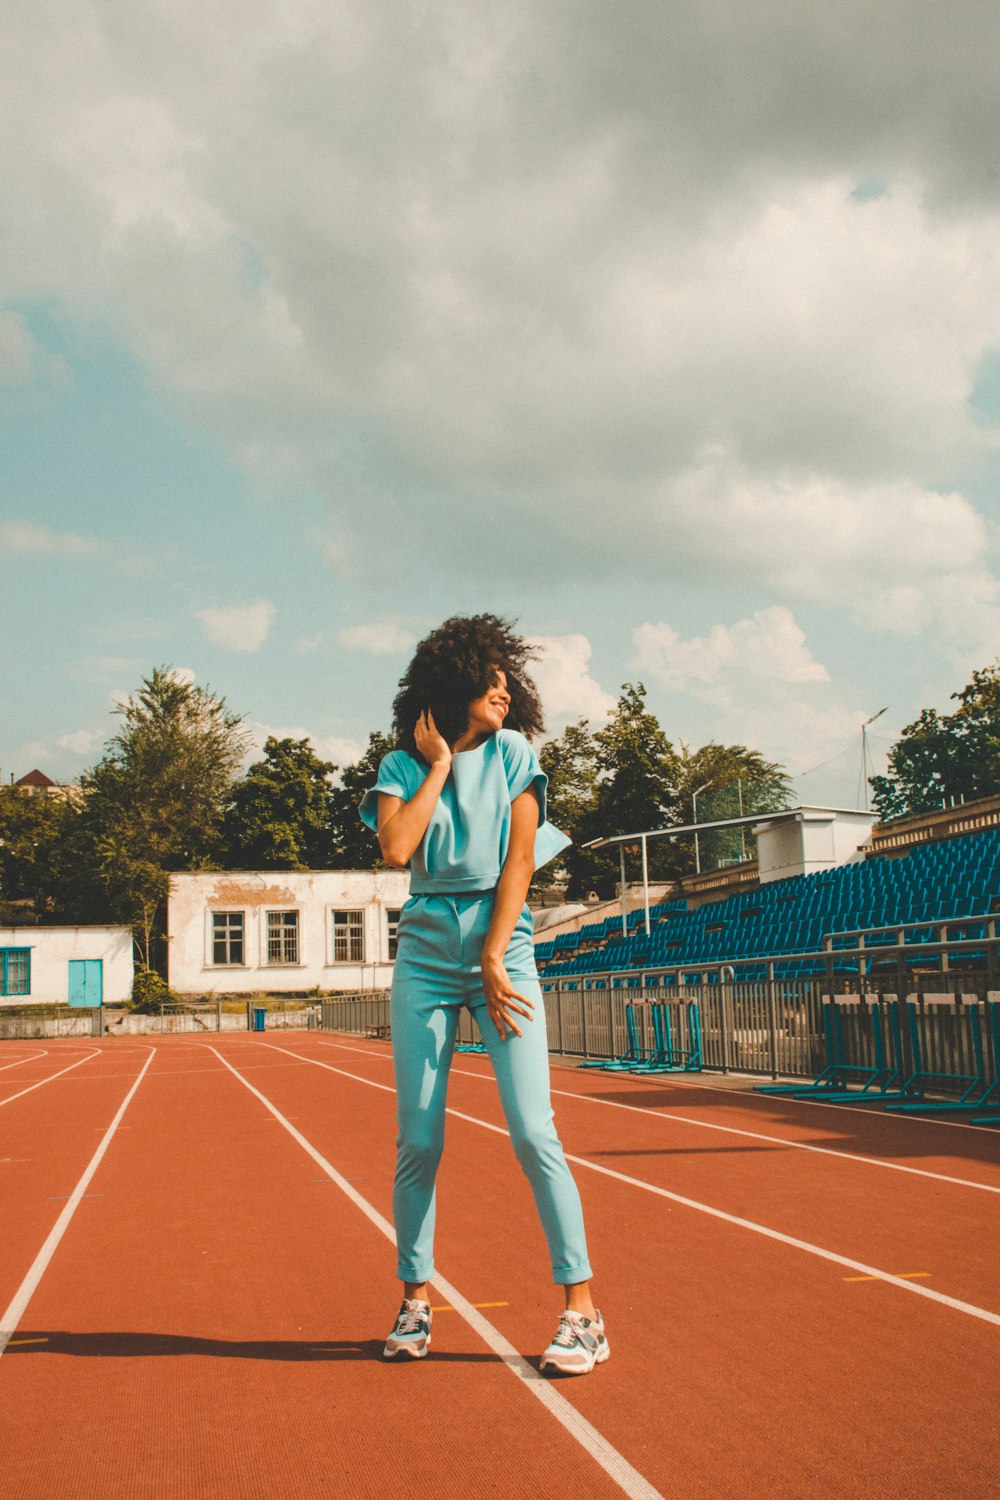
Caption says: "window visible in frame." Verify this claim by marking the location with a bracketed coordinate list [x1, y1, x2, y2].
[1, 948, 30, 996]
[386, 908, 402, 960]
[267, 910, 299, 965]
[332, 909, 365, 963]
[212, 912, 245, 966]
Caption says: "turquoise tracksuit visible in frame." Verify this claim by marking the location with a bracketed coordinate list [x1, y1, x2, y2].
[360, 730, 593, 1285]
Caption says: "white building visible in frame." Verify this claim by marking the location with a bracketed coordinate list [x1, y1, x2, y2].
[167, 870, 411, 996]
[0, 926, 134, 1007]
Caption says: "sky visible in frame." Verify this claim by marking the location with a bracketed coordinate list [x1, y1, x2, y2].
[2, 1, 1000, 816]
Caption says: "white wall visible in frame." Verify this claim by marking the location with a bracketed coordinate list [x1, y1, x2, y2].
[756, 810, 874, 883]
[167, 870, 412, 996]
[0, 926, 134, 1006]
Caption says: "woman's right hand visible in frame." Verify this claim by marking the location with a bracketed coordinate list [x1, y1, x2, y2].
[414, 708, 452, 768]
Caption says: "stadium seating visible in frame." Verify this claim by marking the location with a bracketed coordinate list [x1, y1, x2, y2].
[537, 828, 1000, 982]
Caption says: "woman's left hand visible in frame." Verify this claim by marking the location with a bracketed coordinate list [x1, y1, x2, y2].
[481, 955, 535, 1040]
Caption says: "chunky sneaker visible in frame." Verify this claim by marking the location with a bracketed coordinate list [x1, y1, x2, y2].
[383, 1299, 432, 1360]
[540, 1309, 610, 1375]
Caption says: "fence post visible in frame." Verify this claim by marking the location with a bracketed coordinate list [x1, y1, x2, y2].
[719, 981, 731, 1075]
[766, 963, 779, 1080]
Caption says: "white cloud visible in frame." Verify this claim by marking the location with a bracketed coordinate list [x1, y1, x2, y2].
[246, 721, 364, 772]
[294, 632, 323, 654]
[194, 599, 275, 652]
[56, 727, 104, 756]
[527, 634, 616, 729]
[634, 608, 829, 707]
[1, 520, 106, 560]
[167, 666, 196, 686]
[338, 620, 417, 655]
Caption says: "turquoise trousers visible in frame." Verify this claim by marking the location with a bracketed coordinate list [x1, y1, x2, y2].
[390, 892, 593, 1286]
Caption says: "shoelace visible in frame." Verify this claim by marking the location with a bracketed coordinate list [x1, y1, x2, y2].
[551, 1314, 585, 1349]
[396, 1305, 427, 1336]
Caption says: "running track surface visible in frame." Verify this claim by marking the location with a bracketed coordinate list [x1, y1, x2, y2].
[1, 1033, 998, 1500]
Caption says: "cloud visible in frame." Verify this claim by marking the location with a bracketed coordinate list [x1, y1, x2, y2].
[1, 520, 106, 560]
[527, 634, 616, 729]
[338, 620, 417, 655]
[193, 599, 275, 652]
[246, 721, 364, 772]
[56, 727, 104, 756]
[634, 608, 829, 708]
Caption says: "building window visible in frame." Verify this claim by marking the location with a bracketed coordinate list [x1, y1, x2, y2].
[267, 910, 299, 965]
[386, 908, 402, 961]
[1, 948, 31, 996]
[212, 912, 245, 966]
[332, 909, 365, 963]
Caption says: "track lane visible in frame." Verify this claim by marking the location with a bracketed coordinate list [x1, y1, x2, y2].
[0, 1037, 648, 1500]
[0, 1044, 156, 1315]
[228, 1035, 1000, 1500]
[305, 1036, 1000, 1309]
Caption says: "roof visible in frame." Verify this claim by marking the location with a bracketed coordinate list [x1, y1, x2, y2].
[14, 769, 57, 789]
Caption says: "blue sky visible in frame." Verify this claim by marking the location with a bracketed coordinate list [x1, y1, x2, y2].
[3, 3, 999, 815]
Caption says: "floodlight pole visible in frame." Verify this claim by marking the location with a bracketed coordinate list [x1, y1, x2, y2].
[619, 844, 628, 938]
[692, 781, 713, 875]
[641, 834, 650, 936]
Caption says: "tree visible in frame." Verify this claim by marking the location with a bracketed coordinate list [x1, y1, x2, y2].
[0, 788, 81, 922]
[329, 730, 396, 869]
[674, 742, 793, 871]
[564, 684, 683, 899]
[78, 668, 250, 967]
[871, 662, 1000, 821]
[533, 720, 600, 891]
[224, 738, 338, 870]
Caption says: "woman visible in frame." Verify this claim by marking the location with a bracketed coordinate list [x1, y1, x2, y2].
[359, 614, 608, 1375]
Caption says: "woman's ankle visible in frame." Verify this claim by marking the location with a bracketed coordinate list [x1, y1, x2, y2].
[563, 1280, 597, 1319]
[403, 1282, 429, 1303]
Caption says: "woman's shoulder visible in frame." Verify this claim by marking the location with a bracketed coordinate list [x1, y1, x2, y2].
[495, 728, 539, 773]
[377, 747, 425, 788]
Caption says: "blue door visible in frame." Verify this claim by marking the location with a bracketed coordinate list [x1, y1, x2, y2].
[68, 959, 103, 1007]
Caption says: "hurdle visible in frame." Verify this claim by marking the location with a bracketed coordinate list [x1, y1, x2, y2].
[578, 1001, 645, 1071]
[786, 998, 904, 1102]
[634, 1001, 703, 1074]
[756, 999, 853, 1096]
[818, 999, 947, 1106]
[885, 999, 996, 1115]
[627, 1002, 676, 1074]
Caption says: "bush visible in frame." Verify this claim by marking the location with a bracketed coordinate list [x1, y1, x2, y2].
[131, 968, 178, 1012]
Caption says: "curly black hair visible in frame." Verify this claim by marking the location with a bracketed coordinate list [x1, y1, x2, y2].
[392, 614, 544, 758]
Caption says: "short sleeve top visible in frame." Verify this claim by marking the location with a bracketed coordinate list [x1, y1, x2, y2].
[358, 728, 571, 895]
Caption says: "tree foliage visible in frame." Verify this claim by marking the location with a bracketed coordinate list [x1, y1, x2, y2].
[330, 730, 396, 869]
[0, 789, 80, 921]
[224, 737, 338, 870]
[870, 662, 1000, 821]
[78, 668, 250, 966]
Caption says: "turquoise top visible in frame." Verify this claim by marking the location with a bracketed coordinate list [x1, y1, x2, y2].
[359, 728, 571, 894]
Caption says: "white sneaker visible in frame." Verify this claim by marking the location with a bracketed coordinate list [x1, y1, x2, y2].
[540, 1309, 610, 1375]
[383, 1298, 432, 1359]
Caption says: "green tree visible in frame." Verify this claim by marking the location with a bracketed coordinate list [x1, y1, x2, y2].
[564, 684, 683, 899]
[871, 662, 1000, 820]
[0, 788, 81, 921]
[533, 720, 600, 890]
[224, 737, 338, 870]
[674, 741, 793, 871]
[78, 668, 250, 967]
[330, 730, 396, 868]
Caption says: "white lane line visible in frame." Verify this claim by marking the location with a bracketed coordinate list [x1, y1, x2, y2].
[0, 1049, 102, 1108]
[0, 1048, 48, 1074]
[306, 1036, 1000, 1198]
[207, 1046, 662, 1500]
[0, 1047, 156, 1358]
[261, 1040, 1000, 1332]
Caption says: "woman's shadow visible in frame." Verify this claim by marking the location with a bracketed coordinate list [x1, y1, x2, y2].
[7, 1331, 498, 1363]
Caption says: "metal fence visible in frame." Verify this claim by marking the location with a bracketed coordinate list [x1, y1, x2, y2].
[0, 1001, 316, 1040]
[318, 981, 999, 1089]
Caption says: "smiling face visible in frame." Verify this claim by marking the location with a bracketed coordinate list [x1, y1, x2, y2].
[463, 667, 511, 744]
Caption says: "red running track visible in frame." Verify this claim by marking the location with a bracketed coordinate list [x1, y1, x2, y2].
[0, 1032, 998, 1500]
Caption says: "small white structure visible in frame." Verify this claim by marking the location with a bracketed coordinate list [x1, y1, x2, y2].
[0, 926, 134, 1007]
[167, 870, 411, 996]
[755, 808, 875, 883]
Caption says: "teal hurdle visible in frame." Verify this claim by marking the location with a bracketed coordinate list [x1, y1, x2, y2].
[788, 998, 903, 1101]
[578, 1001, 645, 1071]
[819, 1000, 925, 1104]
[628, 1002, 675, 1073]
[885, 999, 993, 1114]
[639, 1001, 703, 1074]
[756, 1000, 846, 1095]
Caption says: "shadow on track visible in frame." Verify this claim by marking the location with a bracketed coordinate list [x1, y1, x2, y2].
[7, 1331, 498, 1363]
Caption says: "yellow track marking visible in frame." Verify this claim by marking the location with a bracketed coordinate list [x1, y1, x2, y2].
[430, 1301, 510, 1312]
[7, 1337, 49, 1346]
[843, 1272, 931, 1283]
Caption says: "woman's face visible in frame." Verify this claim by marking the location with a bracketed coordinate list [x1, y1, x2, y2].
[465, 668, 511, 739]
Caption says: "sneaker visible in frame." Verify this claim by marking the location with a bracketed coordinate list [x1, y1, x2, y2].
[540, 1309, 610, 1375]
[383, 1299, 432, 1360]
